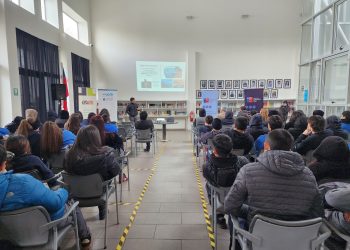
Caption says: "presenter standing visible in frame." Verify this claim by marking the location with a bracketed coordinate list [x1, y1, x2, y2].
[126, 97, 139, 125]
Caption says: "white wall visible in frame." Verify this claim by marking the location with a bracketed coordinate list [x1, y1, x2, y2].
[90, 0, 302, 108]
[0, 0, 92, 126]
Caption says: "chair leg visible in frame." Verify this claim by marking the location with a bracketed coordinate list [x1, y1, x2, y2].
[104, 191, 108, 249]
[214, 192, 217, 250]
[120, 169, 123, 202]
[127, 157, 130, 191]
[73, 208, 81, 250]
[114, 178, 119, 224]
[53, 228, 58, 250]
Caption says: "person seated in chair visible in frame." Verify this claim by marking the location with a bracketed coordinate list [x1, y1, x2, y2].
[326, 116, 348, 140]
[308, 136, 350, 184]
[255, 115, 283, 155]
[199, 118, 223, 144]
[135, 111, 154, 152]
[64, 125, 121, 220]
[293, 115, 333, 155]
[341, 111, 350, 133]
[0, 144, 91, 247]
[224, 129, 323, 226]
[224, 116, 253, 155]
[203, 134, 249, 229]
[198, 115, 213, 135]
[5, 135, 57, 187]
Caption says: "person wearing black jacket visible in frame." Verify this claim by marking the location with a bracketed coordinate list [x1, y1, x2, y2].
[294, 115, 333, 155]
[308, 136, 350, 183]
[126, 97, 139, 124]
[203, 134, 249, 229]
[288, 113, 308, 140]
[224, 116, 254, 155]
[135, 111, 154, 152]
[326, 115, 348, 140]
[5, 135, 56, 187]
[64, 125, 120, 220]
[246, 114, 268, 140]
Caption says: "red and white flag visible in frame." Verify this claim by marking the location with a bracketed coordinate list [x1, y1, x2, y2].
[62, 67, 69, 111]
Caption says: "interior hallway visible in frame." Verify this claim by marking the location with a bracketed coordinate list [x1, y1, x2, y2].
[61, 131, 229, 250]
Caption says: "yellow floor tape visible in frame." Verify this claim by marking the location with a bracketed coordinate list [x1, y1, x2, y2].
[116, 148, 164, 250]
[192, 156, 215, 249]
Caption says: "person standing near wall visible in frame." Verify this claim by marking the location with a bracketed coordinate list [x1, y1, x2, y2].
[126, 97, 139, 125]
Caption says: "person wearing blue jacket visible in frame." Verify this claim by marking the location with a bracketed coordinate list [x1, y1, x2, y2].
[0, 127, 9, 137]
[255, 115, 284, 155]
[0, 144, 91, 247]
[341, 111, 350, 133]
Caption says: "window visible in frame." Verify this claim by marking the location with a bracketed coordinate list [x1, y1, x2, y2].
[63, 13, 79, 40]
[298, 64, 311, 103]
[335, 0, 350, 51]
[314, 0, 334, 13]
[323, 55, 349, 104]
[313, 8, 333, 59]
[309, 61, 322, 103]
[10, 0, 35, 14]
[62, 2, 89, 45]
[301, 20, 312, 63]
[41, 0, 59, 28]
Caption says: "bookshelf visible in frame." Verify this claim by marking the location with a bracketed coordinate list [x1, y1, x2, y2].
[118, 100, 188, 129]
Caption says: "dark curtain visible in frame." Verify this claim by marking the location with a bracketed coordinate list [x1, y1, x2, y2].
[16, 28, 60, 122]
[71, 53, 90, 112]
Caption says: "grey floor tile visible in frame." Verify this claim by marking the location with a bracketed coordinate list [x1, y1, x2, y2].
[127, 225, 156, 239]
[123, 239, 181, 250]
[159, 202, 202, 213]
[181, 213, 206, 224]
[155, 225, 209, 240]
[134, 212, 181, 225]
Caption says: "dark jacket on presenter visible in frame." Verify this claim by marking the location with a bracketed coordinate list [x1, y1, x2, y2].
[126, 97, 139, 124]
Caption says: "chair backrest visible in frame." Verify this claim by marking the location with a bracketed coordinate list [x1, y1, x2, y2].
[135, 129, 152, 140]
[46, 149, 66, 174]
[303, 150, 315, 165]
[0, 206, 50, 247]
[117, 127, 127, 139]
[61, 172, 104, 199]
[21, 169, 42, 180]
[232, 149, 245, 156]
[250, 215, 323, 250]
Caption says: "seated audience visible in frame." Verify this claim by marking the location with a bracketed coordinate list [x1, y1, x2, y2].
[0, 127, 9, 137]
[55, 110, 69, 128]
[326, 116, 348, 140]
[255, 115, 284, 155]
[194, 108, 206, 128]
[64, 125, 120, 220]
[81, 112, 96, 127]
[268, 109, 280, 117]
[308, 136, 350, 183]
[5, 135, 56, 187]
[200, 118, 223, 144]
[237, 106, 249, 117]
[286, 110, 308, 140]
[64, 113, 81, 135]
[217, 107, 226, 120]
[222, 111, 234, 127]
[135, 111, 154, 152]
[41, 121, 76, 160]
[224, 116, 253, 155]
[224, 129, 323, 224]
[203, 134, 249, 229]
[198, 115, 213, 135]
[260, 108, 269, 128]
[246, 114, 267, 140]
[313, 109, 325, 117]
[341, 111, 350, 133]
[0, 144, 91, 247]
[5, 116, 24, 134]
[15, 109, 41, 157]
[100, 108, 119, 133]
[47, 110, 58, 122]
[294, 115, 333, 155]
[285, 110, 305, 130]
[250, 110, 257, 116]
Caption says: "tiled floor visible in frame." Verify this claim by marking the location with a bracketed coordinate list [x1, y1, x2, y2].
[60, 131, 230, 250]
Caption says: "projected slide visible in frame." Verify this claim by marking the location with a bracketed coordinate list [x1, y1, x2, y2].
[136, 61, 186, 92]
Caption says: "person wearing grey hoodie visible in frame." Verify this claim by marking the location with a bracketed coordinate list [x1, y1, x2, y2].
[224, 129, 323, 224]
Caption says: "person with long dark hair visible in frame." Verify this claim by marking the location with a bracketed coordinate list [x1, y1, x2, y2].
[64, 125, 120, 220]
[64, 113, 81, 135]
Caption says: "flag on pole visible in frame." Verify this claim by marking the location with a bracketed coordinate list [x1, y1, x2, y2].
[62, 67, 69, 111]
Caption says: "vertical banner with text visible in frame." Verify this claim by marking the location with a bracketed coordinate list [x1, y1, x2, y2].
[78, 87, 97, 119]
[244, 89, 264, 112]
[201, 90, 219, 117]
[97, 89, 118, 122]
